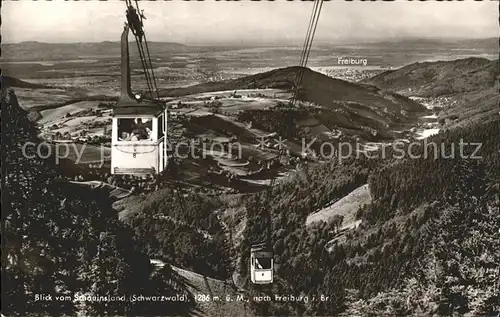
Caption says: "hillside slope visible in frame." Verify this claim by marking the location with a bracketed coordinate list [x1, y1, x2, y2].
[343, 118, 500, 316]
[0, 75, 52, 89]
[1, 87, 196, 316]
[239, 115, 500, 316]
[362, 57, 499, 128]
[306, 184, 370, 228]
[361, 57, 498, 97]
[171, 265, 252, 317]
[161, 66, 425, 113]
[160, 66, 427, 141]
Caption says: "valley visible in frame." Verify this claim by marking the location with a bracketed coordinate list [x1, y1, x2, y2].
[2, 37, 499, 317]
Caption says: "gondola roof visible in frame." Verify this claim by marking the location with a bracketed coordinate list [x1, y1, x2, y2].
[113, 98, 164, 116]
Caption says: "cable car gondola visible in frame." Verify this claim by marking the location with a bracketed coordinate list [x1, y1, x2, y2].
[111, 3, 168, 175]
[250, 243, 273, 284]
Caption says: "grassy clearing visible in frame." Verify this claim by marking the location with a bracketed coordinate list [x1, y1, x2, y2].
[306, 184, 371, 228]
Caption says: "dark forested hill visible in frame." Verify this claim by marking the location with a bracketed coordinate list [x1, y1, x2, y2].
[161, 66, 425, 112]
[160, 66, 427, 141]
[121, 188, 233, 281]
[239, 115, 500, 316]
[361, 57, 498, 97]
[0, 75, 53, 89]
[362, 57, 499, 129]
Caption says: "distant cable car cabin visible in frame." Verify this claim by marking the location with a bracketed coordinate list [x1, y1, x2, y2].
[250, 243, 273, 284]
[111, 24, 168, 175]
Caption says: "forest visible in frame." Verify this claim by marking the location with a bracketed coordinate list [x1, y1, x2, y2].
[125, 190, 232, 280]
[240, 115, 499, 315]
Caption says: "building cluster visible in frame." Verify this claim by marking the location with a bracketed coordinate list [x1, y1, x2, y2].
[316, 68, 383, 82]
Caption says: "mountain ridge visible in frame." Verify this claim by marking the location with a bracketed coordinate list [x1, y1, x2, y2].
[0, 75, 53, 89]
[1, 41, 191, 62]
[160, 66, 426, 112]
[158, 66, 427, 140]
[361, 57, 499, 97]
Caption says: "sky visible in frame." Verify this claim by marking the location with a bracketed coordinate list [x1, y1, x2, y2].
[2, 1, 498, 45]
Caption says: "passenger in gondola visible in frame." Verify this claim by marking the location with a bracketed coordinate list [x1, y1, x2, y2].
[119, 131, 132, 141]
[131, 118, 149, 140]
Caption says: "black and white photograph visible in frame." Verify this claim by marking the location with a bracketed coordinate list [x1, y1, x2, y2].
[1, 0, 499, 316]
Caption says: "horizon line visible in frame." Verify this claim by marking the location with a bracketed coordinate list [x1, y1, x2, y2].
[2, 36, 497, 46]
